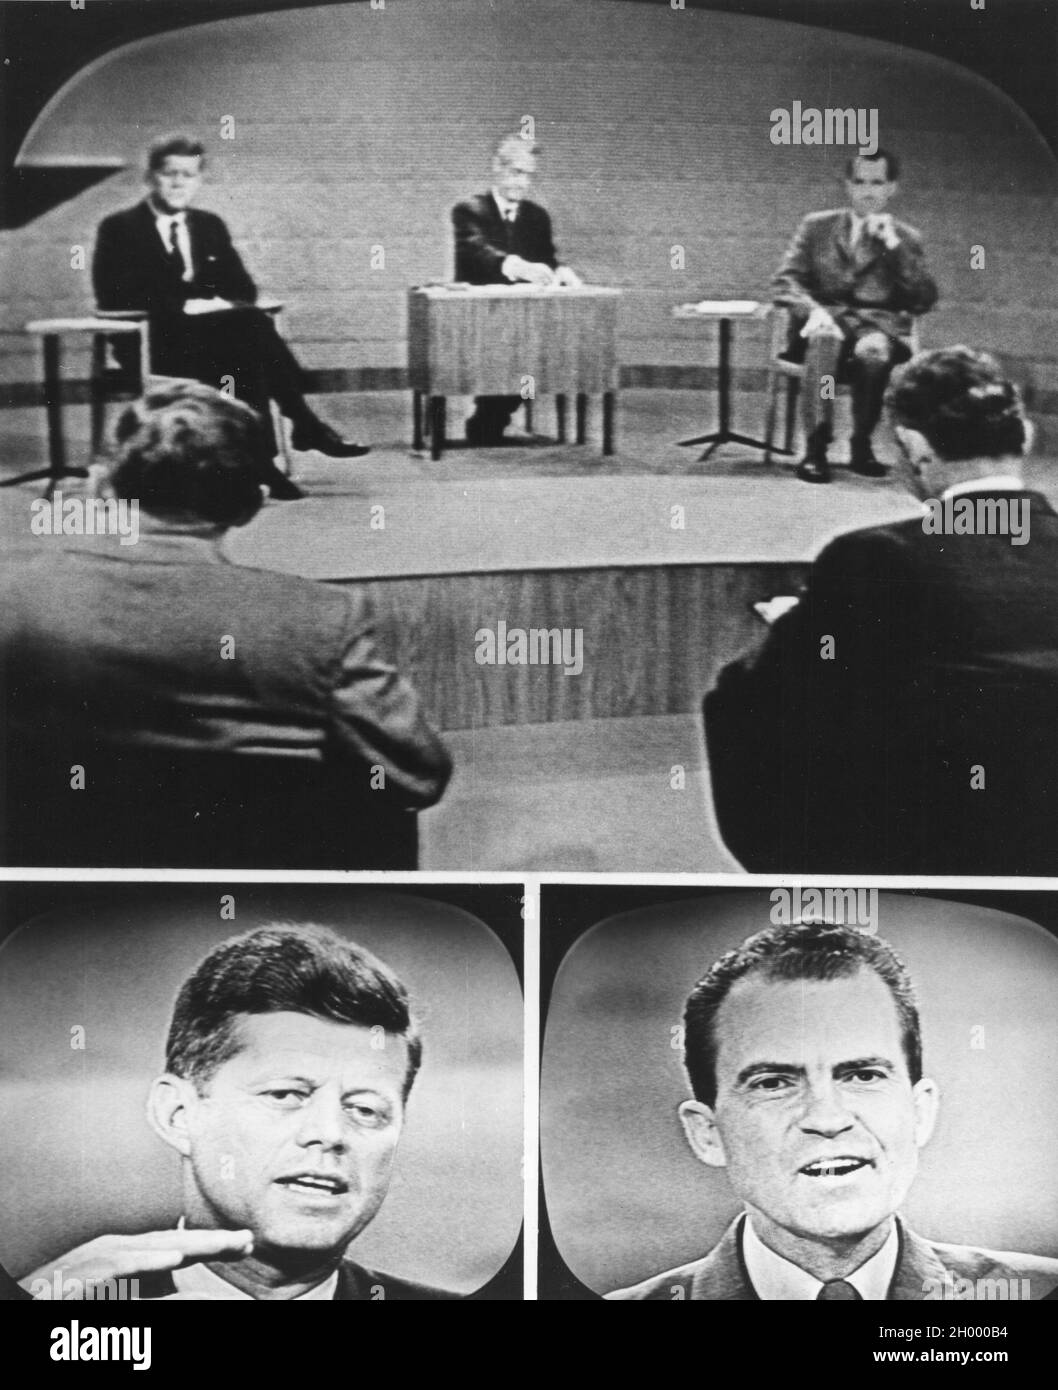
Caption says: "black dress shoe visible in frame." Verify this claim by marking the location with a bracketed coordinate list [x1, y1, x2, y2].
[464, 416, 505, 448]
[849, 443, 888, 478]
[290, 418, 371, 457]
[267, 471, 305, 500]
[797, 453, 831, 484]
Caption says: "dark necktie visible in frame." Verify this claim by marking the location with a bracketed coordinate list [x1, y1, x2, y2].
[817, 1279, 862, 1301]
[168, 218, 187, 278]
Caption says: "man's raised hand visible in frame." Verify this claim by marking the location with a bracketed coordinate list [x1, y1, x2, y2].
[20, 1228, 254, 1298]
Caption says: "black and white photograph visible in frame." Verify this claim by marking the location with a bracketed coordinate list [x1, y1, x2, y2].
[1, 0, 1055, 872]
[0, 883, 524, 1303]
[0, 0, 1056, 1367]
[539, 886, 1058, 1301]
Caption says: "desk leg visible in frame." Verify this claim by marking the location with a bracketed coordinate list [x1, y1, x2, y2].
[90, 334, 107, 456]
[523, 397, 534, 434]
[556, 393, 568, 444]
[676, 316, 773, 460]
[716, 317, 732, 436]
[412, 390, 424, 451]
[575, 393, 587, 444]
[429, 396, 445, 461]
[602, 391, 615, 456]
[43, 335, 67, 486]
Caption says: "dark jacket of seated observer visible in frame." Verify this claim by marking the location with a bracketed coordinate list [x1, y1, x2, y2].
[0, 524, 451, 869]
[704, 492, 1058, 875]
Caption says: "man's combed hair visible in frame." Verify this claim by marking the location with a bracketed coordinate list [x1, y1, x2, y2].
[111, 382, 268, 525]
[166, 924, 423, 1099]
[148, 135, 206, 170]
[495, 131, 538, 160]
[683, 922, 922, 1107]
[845, 148, 900, 180]
[886, 345, 1028, 462]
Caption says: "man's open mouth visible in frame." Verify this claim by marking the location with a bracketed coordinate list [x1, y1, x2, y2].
[275, 1173, 349, 1196]
[799, 1157, 872, 1178]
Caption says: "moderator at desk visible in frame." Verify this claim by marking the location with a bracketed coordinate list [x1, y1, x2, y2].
[407, 283, 622, 460]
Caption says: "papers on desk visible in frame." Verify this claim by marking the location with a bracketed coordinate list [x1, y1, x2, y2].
[415, 282, 599, 294]
[678, 299, 761, 316]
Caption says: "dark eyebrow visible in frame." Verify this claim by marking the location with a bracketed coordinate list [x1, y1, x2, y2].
[835, 1056, 896, 1074]
[735, 1056, 896, 1087]
[735, 1062, 805, 1087]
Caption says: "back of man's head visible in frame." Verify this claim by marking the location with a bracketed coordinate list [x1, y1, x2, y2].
[110, 382, 267, 526]
[683, 922, 922, 1107]
[886, 346, 1028, 463]
[165, 923, 423, 1099]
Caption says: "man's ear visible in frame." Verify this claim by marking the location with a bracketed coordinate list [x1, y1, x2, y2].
[678, 1100, 728, 1168]
[911, 1077, 939, 1150]
[147, 1074, 199, 1157]
[894, 425, 932, 467]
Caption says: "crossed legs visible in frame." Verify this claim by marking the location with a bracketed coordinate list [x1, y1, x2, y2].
[800, 323, 904, 481]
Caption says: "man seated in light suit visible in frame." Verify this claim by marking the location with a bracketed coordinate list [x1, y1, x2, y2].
[772, 149, 938, 483]
[451, 132, 582, 445]
[0, 383, 450, 867]
[609, 921, 1058, 1300]
[704, 346, 1058, 875]
[93, 135, 370, 501]
[16, 925, 459, 1300]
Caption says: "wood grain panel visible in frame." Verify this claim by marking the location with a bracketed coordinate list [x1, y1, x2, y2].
[408, 287, 619, 396]
[350, 560, 807, 731]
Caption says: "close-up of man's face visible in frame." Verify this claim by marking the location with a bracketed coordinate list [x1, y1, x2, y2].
[148, 154, 203, 213]
[157, 1010, 410, 1258]
[493, 143, 535, 203]
[682, 967, 937, 1251]
[845, 155, 896, 217]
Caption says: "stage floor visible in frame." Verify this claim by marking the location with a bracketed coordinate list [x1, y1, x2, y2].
[3, 386, 1020, 574]
[4, 389, 1054, 873]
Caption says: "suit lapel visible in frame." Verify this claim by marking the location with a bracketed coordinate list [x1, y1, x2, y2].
[888, 1222, 946, 1300]
[837, 209, 854, 260]
[690, 1215, 760, 1300]
[136, 199, 172, 272]
[486, 192, 511, 251]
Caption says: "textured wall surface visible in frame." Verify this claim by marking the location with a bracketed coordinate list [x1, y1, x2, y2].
[3, 0, 1055, 410]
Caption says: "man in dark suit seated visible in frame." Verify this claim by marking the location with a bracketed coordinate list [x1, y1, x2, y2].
[703, 346, 1058, 874]
[451, 132, 582, 445]
[0, 382, 451, 867]
[609, 920, 1058, 1300]
[772, 149, 938, 483]
[93, 135, 370, 501]
[16, 925, 460, 1300]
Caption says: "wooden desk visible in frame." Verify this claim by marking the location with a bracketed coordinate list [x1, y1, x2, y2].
[407, 284, 621, 459]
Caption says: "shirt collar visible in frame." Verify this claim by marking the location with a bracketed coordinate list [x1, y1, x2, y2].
[172, 1260, 339, 1301]
[148, 200, 186, 227]
[742, 1215, 900, 1300]
[941, 474, 1024, 500]
[491, 189, 519, 222]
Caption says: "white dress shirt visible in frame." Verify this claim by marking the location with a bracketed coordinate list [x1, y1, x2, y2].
[941, 474, 1024, 500]
[742, 1216, 900, 1300]
[492, 188, 524, 282]
[152, 207, 194, 282]
[171, 1260, 339, 1301]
